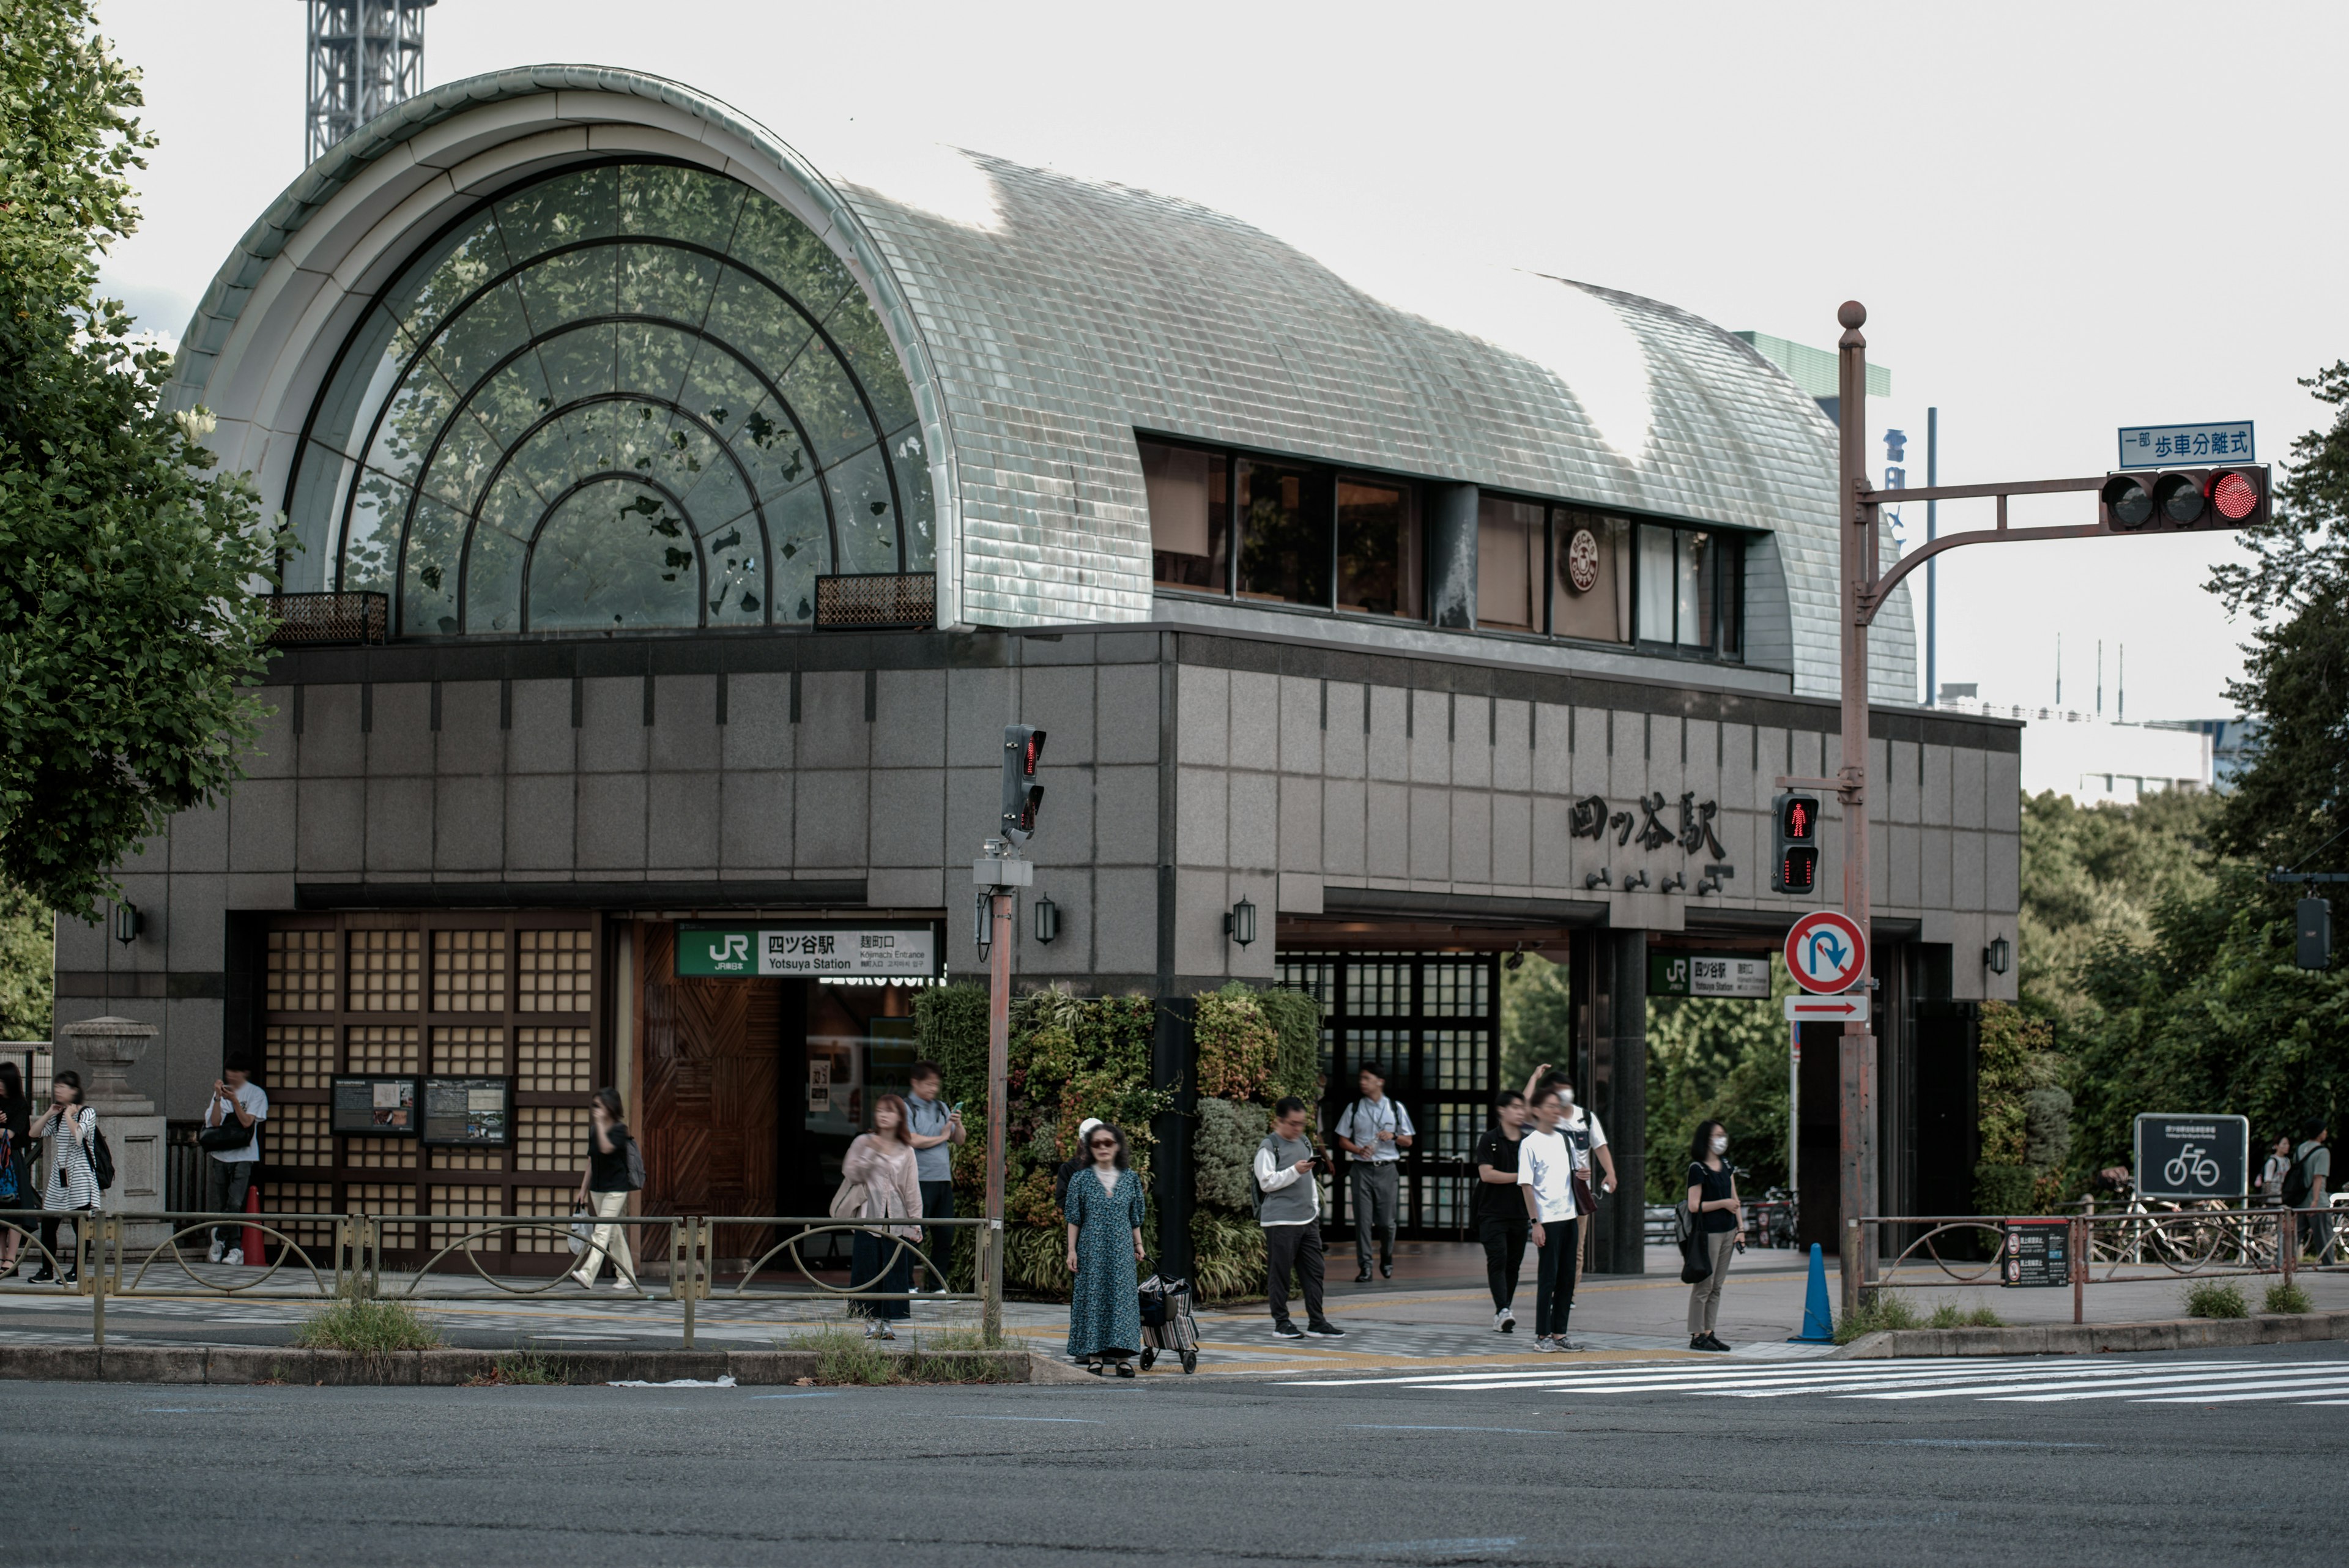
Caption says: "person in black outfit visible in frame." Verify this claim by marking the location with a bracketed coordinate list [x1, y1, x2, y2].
[1685, 1118, 1741, 1351]
[571, 1088, 645, 1293]
[1473, 1089, 1530, 1332]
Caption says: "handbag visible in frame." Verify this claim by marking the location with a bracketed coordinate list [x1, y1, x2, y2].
[198, 1108, 253, 1153]
[567, 1204, 594, 1256]
[1675, 1202, 1713, 1285]
[0, 1129, 15, 1201]
[828, 1178, 869, 1221]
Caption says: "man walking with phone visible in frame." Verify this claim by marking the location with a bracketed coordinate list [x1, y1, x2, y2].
[1335, 1065, 1414, 1282]
[202, 1057, 268, 1265]
[904, 1061, 965, 1292]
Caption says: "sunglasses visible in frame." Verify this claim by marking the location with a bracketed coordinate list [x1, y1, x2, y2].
[1088, 1139, 1117, 1149]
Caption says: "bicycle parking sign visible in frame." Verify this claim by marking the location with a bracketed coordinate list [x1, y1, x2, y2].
[2133, 1113, 2250, 1201]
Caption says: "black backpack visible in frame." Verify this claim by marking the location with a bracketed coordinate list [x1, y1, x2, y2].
[2282, 1144, 2318, 1208]
[91, 1127, 114, 1192]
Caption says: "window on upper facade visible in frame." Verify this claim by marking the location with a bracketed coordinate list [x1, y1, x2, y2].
[1143, 440, 1229, 592]
[1336, 479, 1423, 619]
[280, 160, 932, 635]
[1236, 458, 1332, 607]
[1475, 496, 1543, 633]
[1550, 508, 1630, 644]
[1634, 523, 1742, 656]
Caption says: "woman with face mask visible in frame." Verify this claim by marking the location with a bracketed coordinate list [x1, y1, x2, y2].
[1685, 1119, 1740, 1351]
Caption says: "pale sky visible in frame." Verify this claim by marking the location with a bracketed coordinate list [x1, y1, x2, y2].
[89, 0, 2349, 722]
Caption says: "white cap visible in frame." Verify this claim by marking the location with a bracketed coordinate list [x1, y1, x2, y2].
[1075, 1117, 1104, 1145]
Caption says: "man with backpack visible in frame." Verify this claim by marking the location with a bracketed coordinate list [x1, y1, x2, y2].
[1334, 1065, 1414, 1282]
[2286, 1118, 2331, 1259]
[1253, 1097, 1345, 1341]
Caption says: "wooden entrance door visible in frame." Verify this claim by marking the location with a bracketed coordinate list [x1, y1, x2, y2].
[637, 923, 781, 1254]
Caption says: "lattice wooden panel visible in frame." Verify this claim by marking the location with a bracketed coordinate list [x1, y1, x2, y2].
[518, 1105, 589, 1172]
[432, 929, 507, 1012]
[343, 1136, 414, 1170]
[273, 1102, 332, 1166]
[431, 1145, 503, 1172]
[269, 1181, 338, 1251]
[348, 930, 420, 1011]
[265, 930, 336, 1011]
[428, 1184, 506, 1252]
[518, 929, 591, 1012]
[512, 1186, 575, 1254]
[345, 1024, 419, 1074]
[346, 1183, 416, 1247]
[264, 1024, 334, 1090]
[432, 1025, 506, 1076]
[517, 1027, 591, 1093]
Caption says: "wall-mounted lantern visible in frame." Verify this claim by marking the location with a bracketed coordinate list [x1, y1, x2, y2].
[1033, 894, 1060, 945]
[1224, 897, 1257, 948]
[113, 902, 141, 946]
[1984, 934, 2011, 976]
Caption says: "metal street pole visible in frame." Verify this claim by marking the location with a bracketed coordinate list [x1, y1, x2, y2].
[1836, 301, 1879, 1320]
[1926, 406, 1938, 707]
[982, 886, 1012, 1345]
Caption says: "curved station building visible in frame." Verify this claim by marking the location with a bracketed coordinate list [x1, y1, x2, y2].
[62, 67, 2019, 1272]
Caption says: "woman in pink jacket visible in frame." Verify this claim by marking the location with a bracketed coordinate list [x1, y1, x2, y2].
[841, 1094, 924, 1340]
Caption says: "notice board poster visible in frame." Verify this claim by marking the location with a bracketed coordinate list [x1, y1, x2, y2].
[2002, 1218, 2069, 1287]
[330, 1076, 418, 1136]
[421, 1077, 511, 1146]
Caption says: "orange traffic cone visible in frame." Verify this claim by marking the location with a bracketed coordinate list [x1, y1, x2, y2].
[242, 1181, 264, 1265]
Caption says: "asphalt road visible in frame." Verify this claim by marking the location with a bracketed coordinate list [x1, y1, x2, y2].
[5, 1343, 2342, 1567]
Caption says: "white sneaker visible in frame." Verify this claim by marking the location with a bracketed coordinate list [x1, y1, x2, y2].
[613, 1278, 640, 1293]
[1494, 1308, 1515, 1334]
[207, 1240, 225, 1264]
[1534, 1336, 1561, 1353]
[223, 1248, 243, 1267]
[875, 1324, 896, 1341]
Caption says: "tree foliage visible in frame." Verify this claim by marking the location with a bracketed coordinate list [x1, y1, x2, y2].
[0, 0, 286, 915]
[2019, 787, 2219, 1031]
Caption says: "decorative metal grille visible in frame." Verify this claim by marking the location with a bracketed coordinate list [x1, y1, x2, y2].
[265, 592, 389, 646]
[814, 572, 937, 630]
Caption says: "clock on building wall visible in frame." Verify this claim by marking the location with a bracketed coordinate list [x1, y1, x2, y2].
[1565, 526, 1602, 593]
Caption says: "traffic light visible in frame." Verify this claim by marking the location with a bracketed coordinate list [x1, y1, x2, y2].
[1000, 724, 1046, 844]
[2099, 467, 2269, 533]
[1771, 792, 1819, 896]
[2297, 897, 2331, 971]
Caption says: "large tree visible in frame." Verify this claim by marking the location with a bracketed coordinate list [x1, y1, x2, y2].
[0, 0, 284, 916]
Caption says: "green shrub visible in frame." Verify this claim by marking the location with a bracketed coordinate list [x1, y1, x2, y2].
[2263, 1279, 2313, 1315]
[292, 1290, 440, 1354]
[796, 1325, 900, 1385]
[1833, 1288, 1924, 1343]
[1972, 1162, 2038, 1218]
[1926, 1301, 2005, 1329]
[2183, 1280, 2250, 1319]
[1189, 1205, 1267, 1301]
[1194, 987, 1277, 1101]
[480, 1348, 563, 1385]
[1194, 1096, 1269, 1213]
[1254, 986, 1324, 1105]
[787, 1325, 1020, 1384]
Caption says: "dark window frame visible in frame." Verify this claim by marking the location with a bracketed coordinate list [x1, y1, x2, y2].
[1627, 520, 1748, 664]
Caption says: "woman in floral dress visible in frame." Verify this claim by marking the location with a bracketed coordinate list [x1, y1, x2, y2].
[1063, 1121, 1145, 1375]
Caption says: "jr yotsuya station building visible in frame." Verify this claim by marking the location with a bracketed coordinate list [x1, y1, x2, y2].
[59, 65, 2020, 1274]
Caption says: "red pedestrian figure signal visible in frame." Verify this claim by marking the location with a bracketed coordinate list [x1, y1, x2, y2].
[1000, 725, 1047, 844]
[1772, 792, 1819, 896]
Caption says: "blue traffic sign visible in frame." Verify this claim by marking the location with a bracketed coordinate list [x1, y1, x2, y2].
[2117, 422, 2253, 469]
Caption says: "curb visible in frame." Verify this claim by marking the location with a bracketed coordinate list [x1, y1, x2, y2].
[1838, 1309, 2349, 1359]
[0, 1344, 1074, 1386]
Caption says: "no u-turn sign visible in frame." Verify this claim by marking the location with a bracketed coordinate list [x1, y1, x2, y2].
[1784, 910, 1868, 995]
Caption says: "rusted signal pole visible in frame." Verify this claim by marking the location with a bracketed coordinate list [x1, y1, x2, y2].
[1824, 302, 2267, 1320]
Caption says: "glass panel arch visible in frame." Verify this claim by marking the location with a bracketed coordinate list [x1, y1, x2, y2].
[283, 161, 931, 633]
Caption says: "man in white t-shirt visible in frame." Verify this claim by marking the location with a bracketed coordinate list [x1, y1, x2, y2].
[1516, 1087, 1579, 1351]
[1527, 1064, 1616, 1285]
[203, 1056, 269, 1265]
[1334, 1066, 1414, 1282]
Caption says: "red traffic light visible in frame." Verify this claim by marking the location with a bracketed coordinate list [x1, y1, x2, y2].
[2101, 467, 2268, 533]
[1771, 791, 1820, 896]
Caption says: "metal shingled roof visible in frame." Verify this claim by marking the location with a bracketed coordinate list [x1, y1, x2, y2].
[166, 65, 1912, 701]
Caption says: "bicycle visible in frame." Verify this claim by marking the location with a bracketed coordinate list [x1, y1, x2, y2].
[2162, 1144, 2222, 1192]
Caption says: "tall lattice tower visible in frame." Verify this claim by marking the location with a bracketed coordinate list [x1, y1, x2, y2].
[304, 1, 436, 165]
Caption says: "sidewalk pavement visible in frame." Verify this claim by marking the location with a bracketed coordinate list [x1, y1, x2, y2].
[0, 1239, 2337, 1380]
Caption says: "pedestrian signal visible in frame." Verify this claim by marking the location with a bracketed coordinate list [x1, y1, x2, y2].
[1772, 792, 1819, 896]
[1000, 724, 1047, 844]
[2099, 467, 2269, 533]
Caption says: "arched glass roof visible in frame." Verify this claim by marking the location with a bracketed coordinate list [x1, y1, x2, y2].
[283, 160, 933, 634]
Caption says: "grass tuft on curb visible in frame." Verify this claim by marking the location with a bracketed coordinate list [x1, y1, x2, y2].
[291, 1290, 441, 1354]
[786, 1323, 1020, 1384]
[464, 1347, 565, 1386]
[2182, 1280, 2250, 1320]
[1833, 1288, 1923, 1344]
[1926, 1300, 2005, 1329]
[2263, 1279, 2314, 1315]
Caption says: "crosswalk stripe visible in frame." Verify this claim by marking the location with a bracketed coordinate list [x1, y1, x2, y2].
[1283, 1355, 2349, 1408]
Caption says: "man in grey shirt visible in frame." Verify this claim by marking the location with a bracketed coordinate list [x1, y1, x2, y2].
[1253, 1097, 1344, 1341]
[904, 1061, 964, 1292]
[1335, 1066, 1414, 1282]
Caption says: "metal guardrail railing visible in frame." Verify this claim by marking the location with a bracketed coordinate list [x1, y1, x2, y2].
[1852, 1204, 2348, 1324]
[0, 1212, 993, 1350]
